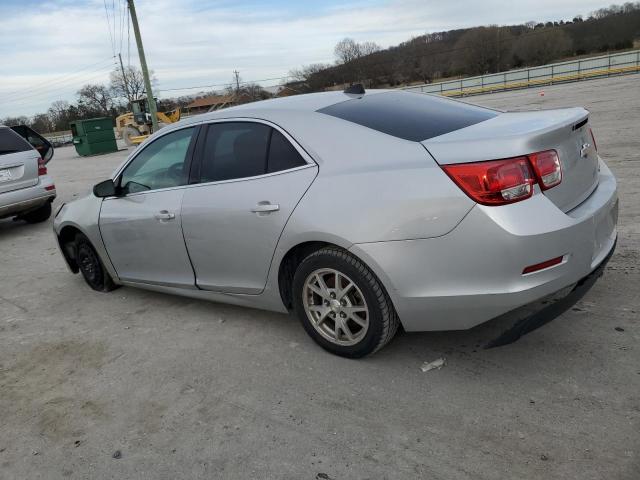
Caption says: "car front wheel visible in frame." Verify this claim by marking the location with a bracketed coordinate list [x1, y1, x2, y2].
[292, 247, 399, 358]
[74, 233, 118, 292]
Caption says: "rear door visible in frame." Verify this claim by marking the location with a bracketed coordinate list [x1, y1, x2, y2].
[181, 120, 317, 294]
[0, 126, 40, 195]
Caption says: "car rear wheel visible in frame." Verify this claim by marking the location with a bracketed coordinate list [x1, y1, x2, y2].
[74, 233, 118, 292]
[20, 202, 51, 223]
[292, 247, 399, 358]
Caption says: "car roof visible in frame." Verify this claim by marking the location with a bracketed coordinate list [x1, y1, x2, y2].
[193, 89, 393, 121]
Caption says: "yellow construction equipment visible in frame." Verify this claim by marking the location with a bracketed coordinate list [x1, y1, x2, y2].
[115, 98, 181, 146]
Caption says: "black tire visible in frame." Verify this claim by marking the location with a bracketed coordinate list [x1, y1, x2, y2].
[74, 233, 118, 292]
[21, 202, 51, 223]
[292, 247, 400, 358]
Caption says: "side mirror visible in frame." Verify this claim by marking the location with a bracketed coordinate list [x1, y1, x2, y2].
[93, 179, 117, 198]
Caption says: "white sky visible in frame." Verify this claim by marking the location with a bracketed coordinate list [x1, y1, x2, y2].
[0, 0, 612, 117]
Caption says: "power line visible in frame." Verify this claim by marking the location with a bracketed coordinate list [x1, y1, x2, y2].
[119, 0, 127, 54]
[0, 69, 115, 107]
[103, 0, 116, 56]
[0, 57, 115, 96]
[158, 74, 294, 93]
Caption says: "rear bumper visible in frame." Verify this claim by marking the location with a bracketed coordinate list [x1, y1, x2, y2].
[350, 158, 618, 332]
[0, 176, 56, 219]
[485, 238, 616, 347]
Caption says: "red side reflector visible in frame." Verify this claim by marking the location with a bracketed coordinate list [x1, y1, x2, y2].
[522, 256, 563, 274]
[45, 184, 55, 191]
[38, 158, 47, 176]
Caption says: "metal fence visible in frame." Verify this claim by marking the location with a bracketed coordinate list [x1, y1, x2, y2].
[402, 50, 640, 97]
[43, 131, 73, 147]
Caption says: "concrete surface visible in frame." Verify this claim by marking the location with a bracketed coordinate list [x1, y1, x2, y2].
[1, 74, 639, 480]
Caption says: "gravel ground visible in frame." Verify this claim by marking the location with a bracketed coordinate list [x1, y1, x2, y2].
[1, 74, 639, 480]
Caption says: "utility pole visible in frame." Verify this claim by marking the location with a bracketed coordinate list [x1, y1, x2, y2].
[233, 70, 240, 95]
[127, 0, 158, 131]
[118, 53, 132, 106]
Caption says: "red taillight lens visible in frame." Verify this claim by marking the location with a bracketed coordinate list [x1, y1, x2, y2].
[529, 150, 561, 190]
[442, 157, 536, 205]
[589, 127, 597, 152]
[38, 158, 47, 176]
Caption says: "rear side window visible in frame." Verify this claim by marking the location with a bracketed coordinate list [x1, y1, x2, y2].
[0, 127, 33, 156]
[317, 91, 498, 142]
[201, 122, 271, 182]
[267, 130, 306, 173]
[200, 122, 307, 182]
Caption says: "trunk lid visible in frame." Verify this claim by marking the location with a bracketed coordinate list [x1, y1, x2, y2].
[422, 107, 599, 212]
[0, 127, 40, 195]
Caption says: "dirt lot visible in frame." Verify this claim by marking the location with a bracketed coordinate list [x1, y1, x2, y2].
[1, 74, 639, 480]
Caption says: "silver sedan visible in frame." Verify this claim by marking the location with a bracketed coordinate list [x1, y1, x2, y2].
[54, 88, 618, 357]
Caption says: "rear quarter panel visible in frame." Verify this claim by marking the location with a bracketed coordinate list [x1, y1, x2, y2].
[266, 111, 475, 245]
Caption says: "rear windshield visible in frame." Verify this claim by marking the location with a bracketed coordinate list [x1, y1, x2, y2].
[0, 127, 33, 156]
[317, 91, 498, 142]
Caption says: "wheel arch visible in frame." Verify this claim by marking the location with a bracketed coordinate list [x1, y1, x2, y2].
[276, 239, 399, 319]
[56, 224, 84, 273]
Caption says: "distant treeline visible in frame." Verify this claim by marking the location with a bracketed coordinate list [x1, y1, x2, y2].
[286, 3, 640, 91]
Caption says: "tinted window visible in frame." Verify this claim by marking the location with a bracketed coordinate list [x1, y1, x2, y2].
[201, 122, 270, 182]
[317, 91, 498, 141]
[120, 127, 194, 193]
[11, 125, 53, 162]
[267, 130, 306, 173]
[0, 127, 33, 156]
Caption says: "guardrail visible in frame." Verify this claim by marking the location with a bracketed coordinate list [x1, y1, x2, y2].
[402, 50, 640, 97]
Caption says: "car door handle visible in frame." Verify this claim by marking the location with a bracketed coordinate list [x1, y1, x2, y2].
[154, 210, 176, 221]
[251, 203, 280, 213]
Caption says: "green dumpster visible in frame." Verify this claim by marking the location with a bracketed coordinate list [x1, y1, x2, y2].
[70, 117, 118, 156]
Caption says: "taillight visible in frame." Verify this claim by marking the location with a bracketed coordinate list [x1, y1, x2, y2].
[529, 150, 561, 190]
[442, 149, 562, 206]
[442, 157, 536, 205]
[38, 158, 47, 176]
[589, 127, 597, 152]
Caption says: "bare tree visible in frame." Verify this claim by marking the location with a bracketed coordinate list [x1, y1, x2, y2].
[110, 66, 148, 105]
[77, 84, 114, 114]
[334, 38, 381, 64]
[359, 41, 381, 56]
[31, 113, 53, 133]
[334, 38, 362, 64]
[47, 100, 74, 131]
[1, 115, 29, 126]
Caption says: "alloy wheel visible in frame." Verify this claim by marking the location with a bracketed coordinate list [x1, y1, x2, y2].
[302, 268, 369, 346]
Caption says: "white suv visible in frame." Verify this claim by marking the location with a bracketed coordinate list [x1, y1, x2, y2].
[0, 125, 56, 223]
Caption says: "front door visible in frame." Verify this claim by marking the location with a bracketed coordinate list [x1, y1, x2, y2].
[181, 121, 317, 294]
[99, 126, 197, 287]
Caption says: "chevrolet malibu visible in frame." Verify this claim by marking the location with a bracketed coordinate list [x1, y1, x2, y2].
[53, 88, 618, 357]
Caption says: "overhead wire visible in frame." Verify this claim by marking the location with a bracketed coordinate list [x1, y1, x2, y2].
[0, 57, 115, 96]
[103, 0, 116, 57]
[0, 69, 115, 107]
